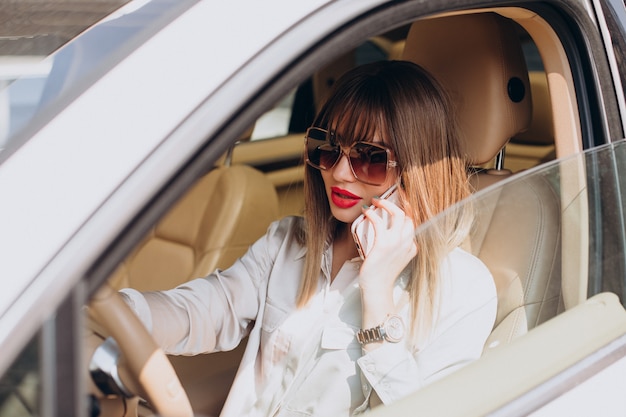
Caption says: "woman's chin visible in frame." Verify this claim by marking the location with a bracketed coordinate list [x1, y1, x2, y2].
[330, 208, 361, 224]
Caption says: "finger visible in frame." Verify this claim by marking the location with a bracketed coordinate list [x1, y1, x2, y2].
[371, 196, 405, 220]
[362, 204, 385, 228]
[371, 199, 409, 233]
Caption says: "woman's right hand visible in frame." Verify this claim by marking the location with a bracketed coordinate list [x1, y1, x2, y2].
[358, 196, 417, 293]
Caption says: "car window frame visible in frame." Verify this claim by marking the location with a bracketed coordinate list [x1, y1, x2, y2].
[598, 0, 626, 134]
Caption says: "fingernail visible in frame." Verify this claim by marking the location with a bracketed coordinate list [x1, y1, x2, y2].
[373, 196, 380, 200]
[362, 204, 369, 209]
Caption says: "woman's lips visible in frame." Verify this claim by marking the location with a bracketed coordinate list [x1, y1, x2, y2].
[330, 186, 361, 209]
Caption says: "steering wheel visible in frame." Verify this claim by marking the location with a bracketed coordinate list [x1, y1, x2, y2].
[88, 284, 193, 417]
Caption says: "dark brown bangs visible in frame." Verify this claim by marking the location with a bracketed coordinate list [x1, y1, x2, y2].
[333, 104, 389, 147]
[313, 72, 393, 147]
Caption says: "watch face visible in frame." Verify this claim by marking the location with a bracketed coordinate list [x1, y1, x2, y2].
[384, 315, 405, 343]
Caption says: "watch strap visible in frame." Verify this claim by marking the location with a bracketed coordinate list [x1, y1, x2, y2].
[356, 325, 385, 345]
[356, 314, 405, 345]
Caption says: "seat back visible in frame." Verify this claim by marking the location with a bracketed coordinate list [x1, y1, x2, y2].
[469, 179, 563, 348]
[506, 71, 556, 171]
[402, 13, 563, 348]
[109, 164, 279, 291]
[107, 162, 280, 415]
[402, 13, 532, 168]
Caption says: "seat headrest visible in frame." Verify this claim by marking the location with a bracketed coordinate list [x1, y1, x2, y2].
[402, 13, 532, 165]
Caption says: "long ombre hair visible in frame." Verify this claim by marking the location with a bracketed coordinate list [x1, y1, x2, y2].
[296, 60, 472, 341]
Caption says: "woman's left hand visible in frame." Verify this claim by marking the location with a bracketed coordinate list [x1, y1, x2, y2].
[358, 197, 418, 294]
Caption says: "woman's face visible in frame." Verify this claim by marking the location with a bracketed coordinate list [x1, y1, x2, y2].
[320, 135, 398, 224]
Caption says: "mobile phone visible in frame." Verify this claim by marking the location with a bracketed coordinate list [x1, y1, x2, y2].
[351, 184, 399, 260]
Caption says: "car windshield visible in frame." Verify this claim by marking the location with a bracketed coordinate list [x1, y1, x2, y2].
[0, 0, 194, 158]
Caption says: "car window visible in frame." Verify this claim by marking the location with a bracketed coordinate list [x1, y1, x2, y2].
[600, 0, 626, 99]
[248, 38, 391, 142]
[0, 0, 131, 148]
[250, 90, 297, 140]
[0, 0, 193, 156]
[0, 333, 40, 416]
[369, 141, 626, 415]
[416, 139, 626, 318]
[0, 0, 130, 152]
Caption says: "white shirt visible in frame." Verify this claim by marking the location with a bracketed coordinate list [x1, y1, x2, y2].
[121, 216, 497, 417]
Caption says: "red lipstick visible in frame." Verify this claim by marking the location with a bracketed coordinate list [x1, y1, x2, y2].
[330, 186, 361, 209]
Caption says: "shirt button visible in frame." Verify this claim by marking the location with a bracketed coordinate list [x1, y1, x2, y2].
[366, 364, 375, 373]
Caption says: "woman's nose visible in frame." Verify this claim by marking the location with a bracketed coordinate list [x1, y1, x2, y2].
[332, 151, 356, 182]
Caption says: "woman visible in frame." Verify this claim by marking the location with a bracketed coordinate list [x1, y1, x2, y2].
[120, 60, 497, 416]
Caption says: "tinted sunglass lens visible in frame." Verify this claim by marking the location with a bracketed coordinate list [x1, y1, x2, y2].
[306, 129, 340, 169]
[316, 144, 340, 169]
[350, 143, 389, 185]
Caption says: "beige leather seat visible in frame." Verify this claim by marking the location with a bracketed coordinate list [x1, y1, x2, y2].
[402, 13, 563, 348]
[109, 163, 279, 291]
[107, 163, 279, 415]
[507, 71, 557, 171]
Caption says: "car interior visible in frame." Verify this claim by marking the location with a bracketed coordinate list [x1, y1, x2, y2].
[86, 7, 594, 417]
[89, 7, 594, 417]
[2, 3, 611, 417]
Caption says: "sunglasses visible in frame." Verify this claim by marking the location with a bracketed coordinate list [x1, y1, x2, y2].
[304, 127, 398, 186]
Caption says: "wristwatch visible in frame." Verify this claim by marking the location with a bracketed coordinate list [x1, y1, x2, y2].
[356, 314, 405, 345]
